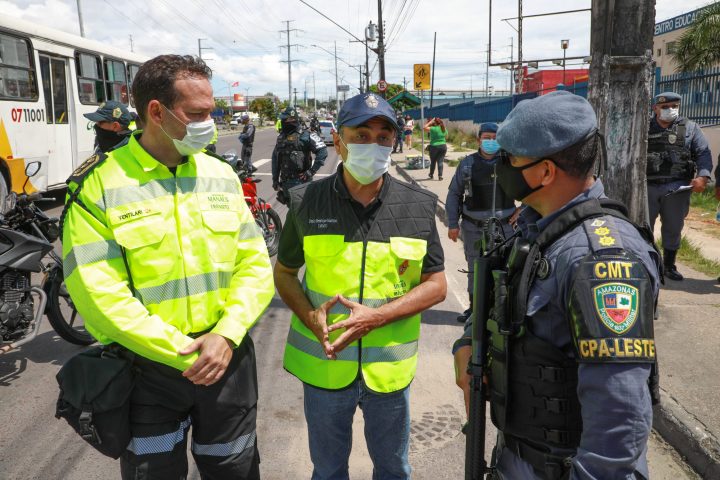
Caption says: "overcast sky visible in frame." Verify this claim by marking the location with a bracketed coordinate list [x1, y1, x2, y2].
[3, 0, 714, 101]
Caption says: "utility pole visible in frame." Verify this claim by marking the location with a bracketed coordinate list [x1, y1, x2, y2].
[198, 39, 212, 60]
[280, 20, 301, 105]
[517, 0, 523, 93]
[129, 35, 134, 53]
[377, 0, 387, 97]
[485, 43, 490, 95]
[334, 41, 340, 114]
[294, 88, 298, 107]
[588, 0, 655, 224]
[430, 32, 437, 107]
[313, 72, 317, 112]
[75, 0, 85, 37]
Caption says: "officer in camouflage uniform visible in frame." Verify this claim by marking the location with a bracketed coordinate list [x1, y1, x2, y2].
[647, 91, 712, 281]
[271, 106, 328, 204]
[453, 91, 661, 479]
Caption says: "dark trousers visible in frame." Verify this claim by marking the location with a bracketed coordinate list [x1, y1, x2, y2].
[120, 336, 260, 480]
[241, 146, 254, 168]
[647, 181, 691, 251]
[429, 144, 447, 177]
[393, 135, 403, 153]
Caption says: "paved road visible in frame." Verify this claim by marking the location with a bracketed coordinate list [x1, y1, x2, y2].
[0, 130, 699, 479]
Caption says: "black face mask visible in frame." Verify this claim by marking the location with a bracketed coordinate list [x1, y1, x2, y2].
[495, 155, 546, 201]
[94, 125, 125, 152]
[281, 120, 298, 134]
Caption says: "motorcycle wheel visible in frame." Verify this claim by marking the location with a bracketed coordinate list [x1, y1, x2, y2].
[256, 207, 282, 257]
[46, 271, 95, 345]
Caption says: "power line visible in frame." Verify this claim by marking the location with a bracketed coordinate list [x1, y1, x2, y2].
[280, 20, 302, 103]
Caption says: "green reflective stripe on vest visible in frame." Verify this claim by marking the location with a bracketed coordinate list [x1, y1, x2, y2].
[362, 341, 418, 363]
[101, 177, 238, 211]
[287, 328, 358, 361]
[64, 239, 122, 277]
[136, 270, 233, 305]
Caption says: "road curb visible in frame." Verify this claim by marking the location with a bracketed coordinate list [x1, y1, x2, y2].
[654, 390, 720, 478]
[393, 160, 717, 478]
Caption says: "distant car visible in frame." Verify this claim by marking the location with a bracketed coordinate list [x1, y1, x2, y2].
[318, 121, 335, 145]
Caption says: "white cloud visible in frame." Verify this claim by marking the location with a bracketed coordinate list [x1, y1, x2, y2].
[3, 0, 714, 100]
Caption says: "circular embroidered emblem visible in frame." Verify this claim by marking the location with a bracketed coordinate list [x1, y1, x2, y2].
[365, 95, 379, 108]
[593, 282, 639, 334]
[668, 133, 677, 145]
[536, 257, 551, 280]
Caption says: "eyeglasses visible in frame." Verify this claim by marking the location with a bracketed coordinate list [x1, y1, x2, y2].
[660, 104, 680, 109]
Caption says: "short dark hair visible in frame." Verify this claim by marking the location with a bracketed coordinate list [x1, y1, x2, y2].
[131, 55, 212, 122]
[546, 132, 599, 179]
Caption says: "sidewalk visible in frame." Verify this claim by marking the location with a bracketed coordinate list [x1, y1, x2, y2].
[391, 148, 720, 479]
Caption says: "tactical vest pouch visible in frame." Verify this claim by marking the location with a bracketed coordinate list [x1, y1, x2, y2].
[55, 345, 137, 458]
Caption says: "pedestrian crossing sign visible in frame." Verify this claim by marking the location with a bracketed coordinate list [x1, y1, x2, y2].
[414, 64, 431, 90]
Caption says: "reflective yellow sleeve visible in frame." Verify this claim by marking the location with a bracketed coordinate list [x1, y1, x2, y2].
[63, 196, 200, 371]
[212, 199, 274, 345]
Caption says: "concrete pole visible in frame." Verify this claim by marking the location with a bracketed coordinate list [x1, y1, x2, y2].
[588, 0, 655, 224]
[76, 0, 85, 37]
[334, 41, 340, 114]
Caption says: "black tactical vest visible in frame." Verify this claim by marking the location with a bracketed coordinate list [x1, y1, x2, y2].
[646, 119, 694, 182]
[463, 154, 516, 212]
[277, 131, 310, 179]
[487, 198, 659, 480]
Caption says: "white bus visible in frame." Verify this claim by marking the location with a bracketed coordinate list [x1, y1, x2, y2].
[0, 14, 147, 200]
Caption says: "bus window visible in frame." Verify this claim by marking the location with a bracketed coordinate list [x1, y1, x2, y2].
[39, 56, 52, 123]
[128, 63, 140, 106]
[39, 55, 69, 124]
[104, 58, 127, 104]
[76, 52, 103, 104]
[0, 32, 38, 101]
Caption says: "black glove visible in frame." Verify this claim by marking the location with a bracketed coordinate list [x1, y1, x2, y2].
[299, 170, 315, 182]
[272, 181, 279, 191]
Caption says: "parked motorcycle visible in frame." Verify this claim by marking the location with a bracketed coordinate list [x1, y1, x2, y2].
[0, 162, 93, 353]
[222, 150, 283, 257]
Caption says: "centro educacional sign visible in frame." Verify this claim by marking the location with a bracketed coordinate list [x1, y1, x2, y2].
[654, 7, 706, 36]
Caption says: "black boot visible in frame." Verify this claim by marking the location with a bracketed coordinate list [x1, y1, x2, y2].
[663, 249, 684, 281]
[457, 294, 473, 323]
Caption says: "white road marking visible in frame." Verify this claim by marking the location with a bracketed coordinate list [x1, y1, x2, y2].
[253, 158, 271, 168]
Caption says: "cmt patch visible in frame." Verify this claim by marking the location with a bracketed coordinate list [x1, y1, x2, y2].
[593, 282, 639, 334]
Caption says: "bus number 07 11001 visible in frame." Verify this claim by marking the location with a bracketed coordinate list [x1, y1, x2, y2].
[10, 108, 46, 123]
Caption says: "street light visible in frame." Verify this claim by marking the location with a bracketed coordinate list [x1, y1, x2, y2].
[561, 39, 570, 85]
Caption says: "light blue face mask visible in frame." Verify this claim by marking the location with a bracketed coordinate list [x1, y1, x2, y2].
[481, 139, 500, 155]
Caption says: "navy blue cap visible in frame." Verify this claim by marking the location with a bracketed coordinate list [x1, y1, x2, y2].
[337, 93, 401, 131]
[83, 101, 132, 126]
[478, 122, 498, 135]
[496, 90, 597, 158]
[653, 91, 681, 105]
[279, 106, 298, 120]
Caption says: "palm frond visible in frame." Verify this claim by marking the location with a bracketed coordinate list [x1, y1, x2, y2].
[671, 2, 720, 72]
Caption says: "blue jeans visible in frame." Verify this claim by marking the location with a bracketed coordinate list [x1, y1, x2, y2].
[303, 378, 411, 480]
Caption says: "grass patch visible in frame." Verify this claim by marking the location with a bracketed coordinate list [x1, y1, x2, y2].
[690, 185, 718, 215]
[674, 235, 720, 277]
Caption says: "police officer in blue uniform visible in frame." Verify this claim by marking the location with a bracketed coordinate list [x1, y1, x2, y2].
[647, 91, 712, 281]
[446, 122, 516, 323]
[238, 113, 257, 172]
[271, 106, 328, 204]
[453, 91, 661, 479]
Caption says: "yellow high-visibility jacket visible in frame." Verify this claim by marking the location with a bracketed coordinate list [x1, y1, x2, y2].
[63, 132, 274, 371]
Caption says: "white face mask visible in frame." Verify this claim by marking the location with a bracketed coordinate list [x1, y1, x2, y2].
[659, 107, 679, 123]
[340, 138, 392, 185]
[160, 105, 216, 156]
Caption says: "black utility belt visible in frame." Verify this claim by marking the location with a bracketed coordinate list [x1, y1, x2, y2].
[462, 214, 510, 227]
[502, 434, 572, 480]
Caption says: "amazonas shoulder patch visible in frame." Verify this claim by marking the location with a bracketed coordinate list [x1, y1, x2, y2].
[593, 282, 638, 335]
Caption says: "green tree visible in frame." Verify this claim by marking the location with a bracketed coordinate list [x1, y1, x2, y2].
[369, 82, 404, 99]
[250, 97, 276, 122]
[672, 3, 720, 72]
[214, 98, 228, 110]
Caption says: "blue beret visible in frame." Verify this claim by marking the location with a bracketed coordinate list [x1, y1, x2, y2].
[478, 122, 498, 134]
[337, 93, 401, 131]
[496, 90, 597, 158]
[653, 92, 681, 105]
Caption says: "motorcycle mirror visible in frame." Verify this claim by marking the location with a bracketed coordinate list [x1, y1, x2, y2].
[25, 161, 41, 178]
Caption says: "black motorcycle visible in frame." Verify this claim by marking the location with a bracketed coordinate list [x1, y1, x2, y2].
[0, 162, 93, 353]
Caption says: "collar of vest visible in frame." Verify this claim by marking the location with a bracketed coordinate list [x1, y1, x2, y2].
[127, 131, 192, 172]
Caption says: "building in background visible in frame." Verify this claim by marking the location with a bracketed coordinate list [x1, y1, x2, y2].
[653, 6, 709, 76]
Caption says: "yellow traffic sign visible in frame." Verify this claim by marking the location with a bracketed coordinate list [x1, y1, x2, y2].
[413, 64, 431, 90]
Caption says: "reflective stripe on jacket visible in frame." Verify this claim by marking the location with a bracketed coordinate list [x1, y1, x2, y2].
[63, 132, 274, 371]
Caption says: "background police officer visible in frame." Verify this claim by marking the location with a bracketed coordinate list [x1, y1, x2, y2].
[238, 113, 257, 172]
[271, 106, 328, 204]
[63, 55, 274, 479]
[274, 93, 446, 479]
[647, 91, 712, 281]
[454, 91, 660, 479]
[83, 100, 133, 153]
[446, 122, 516, 323]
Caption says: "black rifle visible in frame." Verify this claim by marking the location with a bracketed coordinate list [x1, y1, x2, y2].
[465, 218, 511, 480]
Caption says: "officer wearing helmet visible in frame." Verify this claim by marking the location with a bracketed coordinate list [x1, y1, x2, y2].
[453, 91, 660, 479]
[646, 91, 712, 281]
[271, 106, 328, 204]
[238, 113, 257, 172]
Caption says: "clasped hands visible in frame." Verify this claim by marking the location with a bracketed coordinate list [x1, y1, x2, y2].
[308, 294, 385, 360]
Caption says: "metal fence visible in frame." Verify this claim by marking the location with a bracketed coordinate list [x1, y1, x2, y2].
[656, 67, 720, 125]
[405, 82, 589, 125]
